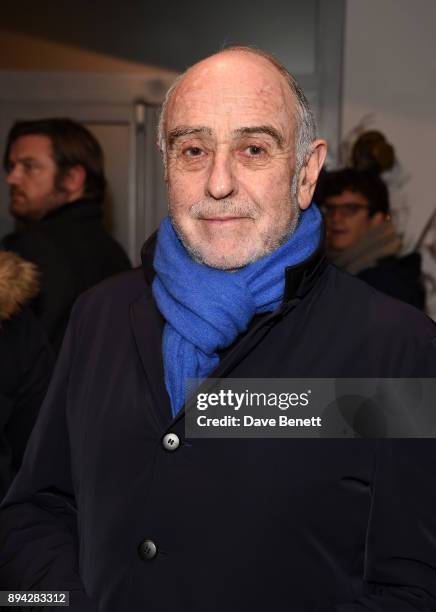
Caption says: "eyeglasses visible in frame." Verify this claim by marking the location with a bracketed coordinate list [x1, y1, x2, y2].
[320, 203, 370, 218]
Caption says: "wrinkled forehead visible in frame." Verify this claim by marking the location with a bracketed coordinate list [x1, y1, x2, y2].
[166, 53, 296, 140]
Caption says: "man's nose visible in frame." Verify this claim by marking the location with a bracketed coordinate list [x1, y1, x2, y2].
[6, 166, 21, 185]
[327, 208, 345, 222]
[206, 150, 236, 200]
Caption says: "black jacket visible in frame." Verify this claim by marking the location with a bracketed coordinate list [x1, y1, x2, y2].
[2, 198, 131, 352]
[357, 252, 426, 310]
[1, 239, 436, 612]
[0, 252, 54, 500]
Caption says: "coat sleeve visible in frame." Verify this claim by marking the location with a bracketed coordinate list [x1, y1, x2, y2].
[4, 308, 55, 473]
[0, 307, 99, 612]
[328, 338, 436, 612]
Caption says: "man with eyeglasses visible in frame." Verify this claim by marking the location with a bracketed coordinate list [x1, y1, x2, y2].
[317, 168, 425, 308]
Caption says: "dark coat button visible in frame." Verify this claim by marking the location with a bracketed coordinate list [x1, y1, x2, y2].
[138, 539, 157, 561]
[162, 433, 180, 451]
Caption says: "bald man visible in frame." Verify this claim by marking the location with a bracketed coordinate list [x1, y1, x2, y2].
[1, 47, 436, 612]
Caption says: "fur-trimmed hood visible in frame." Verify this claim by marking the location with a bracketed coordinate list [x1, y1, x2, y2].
[0, 251, 39, 321]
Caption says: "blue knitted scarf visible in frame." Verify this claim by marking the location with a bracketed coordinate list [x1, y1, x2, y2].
[153, 205, 322, 416]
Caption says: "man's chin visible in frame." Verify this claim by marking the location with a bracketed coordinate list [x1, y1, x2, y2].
[10, 204, 45, 222]
[9, 202, 27, 219]
[185, 240, 265, 270]
[171, 218, 290, 269]
[328, 240, 352, 252]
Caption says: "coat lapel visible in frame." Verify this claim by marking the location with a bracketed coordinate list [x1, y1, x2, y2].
[129, 291, 172, 431]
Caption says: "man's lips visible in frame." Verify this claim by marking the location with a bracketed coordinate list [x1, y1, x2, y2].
[199, 216, 251, 222]
[10, 191, 26, 200]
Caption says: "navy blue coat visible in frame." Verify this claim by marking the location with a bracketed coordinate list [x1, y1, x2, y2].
[1, 241, 436, 611]
[0, 307, 54, 500]
[357, 252, 426, 310]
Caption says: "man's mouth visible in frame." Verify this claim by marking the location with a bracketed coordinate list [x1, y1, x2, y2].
[10, 190, 26, 200]
[200, 216, 248, 222]
[198, 217, 253, 228]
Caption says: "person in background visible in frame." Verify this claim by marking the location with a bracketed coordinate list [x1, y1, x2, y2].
[316, 167, 425, 309]
[2, 118, 131, 352]
[0, 251, 54, 500]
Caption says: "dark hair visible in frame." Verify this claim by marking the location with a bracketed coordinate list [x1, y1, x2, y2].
[4, 118, 106, 201]
[314, 167, 390, 216]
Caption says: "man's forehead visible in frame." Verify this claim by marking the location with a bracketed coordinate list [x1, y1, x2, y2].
[166, 52, 295, 134]
[10, 134, 52, 155]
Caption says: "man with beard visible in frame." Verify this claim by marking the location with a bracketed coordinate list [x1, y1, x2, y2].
[0, 48, 435, 611]
[2, 119, 131, 352]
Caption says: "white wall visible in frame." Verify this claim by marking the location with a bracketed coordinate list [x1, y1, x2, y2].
[343, 0, 436, 242]
[342, 0, 436, 315]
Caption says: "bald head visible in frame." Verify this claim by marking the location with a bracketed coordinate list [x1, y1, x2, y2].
[160, 46, 327, 270]
[158, 47, 316, 174]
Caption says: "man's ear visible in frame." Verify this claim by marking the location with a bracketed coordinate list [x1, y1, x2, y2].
[62, 165, 86, 201]
[297, 139, 328, 210]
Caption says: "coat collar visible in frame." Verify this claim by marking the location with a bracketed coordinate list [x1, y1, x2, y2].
[20, 198, 102, 227]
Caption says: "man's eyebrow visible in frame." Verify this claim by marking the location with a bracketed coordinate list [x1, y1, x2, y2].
[234, 125, 285, 148]
[167, 126, 213, 147]
[7, 156, 37, 167]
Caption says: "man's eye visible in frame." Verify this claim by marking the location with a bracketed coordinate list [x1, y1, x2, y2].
[23, 161, 36, 172]
[183, 147, 203, 158]
[246, 145, 265, 156]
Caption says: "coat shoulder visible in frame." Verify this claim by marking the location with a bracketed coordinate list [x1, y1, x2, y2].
[72, 267, 148, 318]
[78, 266, 147, 300]
[326, 264, 436, 350]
